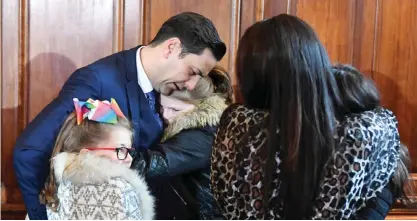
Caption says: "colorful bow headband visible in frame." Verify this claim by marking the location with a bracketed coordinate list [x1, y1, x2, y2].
[73, 98, 126, 125]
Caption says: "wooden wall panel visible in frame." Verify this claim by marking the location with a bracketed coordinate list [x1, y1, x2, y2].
[1, 0, 125, 219]
[264, 0, 290, 18]
[295, 0, 357, 64]
[240, 0, 289, 36]
[350, 0, 378, 75]
[290, 0, 378, 77]
[2, 0, 22, 206]
[240, 0, 257, 38]
[124, 0, 143, 49]
[373, 0, 417, 171]
[2, 0, 417, 219]
[0, 0, 2, 177]
[27, 0, 115, 121]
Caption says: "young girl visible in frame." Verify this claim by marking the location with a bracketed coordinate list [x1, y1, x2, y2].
[332, 63, 413, 218]
[132, 66, 232, 219]
[40, 98, 154, 220]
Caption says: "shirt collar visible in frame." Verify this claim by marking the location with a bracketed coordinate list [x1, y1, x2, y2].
[136, 46, 153, 94]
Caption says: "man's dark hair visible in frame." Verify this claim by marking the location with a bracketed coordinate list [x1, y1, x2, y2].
[149, 12, 226, 61]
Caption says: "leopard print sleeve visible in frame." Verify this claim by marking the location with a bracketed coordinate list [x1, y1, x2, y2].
[211, 104, 271, 219]
[211, 105, 400, 219]
[313, 107, 400, 219]
[211, 104, 239, 219]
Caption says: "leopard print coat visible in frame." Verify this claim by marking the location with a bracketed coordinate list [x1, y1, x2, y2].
[211, 104, 400, 219]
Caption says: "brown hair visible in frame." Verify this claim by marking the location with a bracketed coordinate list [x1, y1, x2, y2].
[333, 64, 414, 205]
[39, 112, 132, 210]
[169, 66, 233, 104]
[392, 143, 415, 206]
[332, 64, 380, 116]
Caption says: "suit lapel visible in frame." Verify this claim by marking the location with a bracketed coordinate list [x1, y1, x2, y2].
[124, 45, 162, 149]
[126, 80, 141, 130]
[124, 46, 142, 148]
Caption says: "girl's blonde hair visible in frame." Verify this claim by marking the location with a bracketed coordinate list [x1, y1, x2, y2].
[169, 66, 233, 104]
[39, 113, 132, 211]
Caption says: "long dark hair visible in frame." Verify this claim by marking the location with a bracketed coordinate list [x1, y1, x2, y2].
[333, 64, 414, 205]
[332, 64, 380, 115]
[236, 14, 342, 219]
[169, 66, 233, 104]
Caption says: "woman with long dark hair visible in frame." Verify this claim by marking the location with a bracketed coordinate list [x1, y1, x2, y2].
[211, 14, 410, 219]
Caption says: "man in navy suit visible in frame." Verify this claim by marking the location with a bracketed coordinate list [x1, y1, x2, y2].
[13, 12, 226, 219]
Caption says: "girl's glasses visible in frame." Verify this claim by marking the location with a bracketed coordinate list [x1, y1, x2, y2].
[86, 147, 135, 160]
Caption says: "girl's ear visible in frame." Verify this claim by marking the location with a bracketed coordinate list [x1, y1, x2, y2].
[80, 149, 90, 154]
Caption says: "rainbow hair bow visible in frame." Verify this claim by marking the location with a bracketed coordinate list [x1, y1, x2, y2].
[73, 98, 126, 125]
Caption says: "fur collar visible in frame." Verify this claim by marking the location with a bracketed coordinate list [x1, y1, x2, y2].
[161, 95, 228, 142]
[53, 152, 155, 220]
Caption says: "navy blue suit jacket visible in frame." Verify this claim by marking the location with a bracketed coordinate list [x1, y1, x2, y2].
[13, 46, 163, 219]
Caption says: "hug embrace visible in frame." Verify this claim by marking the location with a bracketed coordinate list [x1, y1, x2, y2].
[14, 12, 412, 220]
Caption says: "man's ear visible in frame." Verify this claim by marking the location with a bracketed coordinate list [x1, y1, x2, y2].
[162, 37, 181, 59]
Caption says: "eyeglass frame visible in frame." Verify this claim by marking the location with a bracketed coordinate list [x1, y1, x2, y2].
[85, 147, 135, 160]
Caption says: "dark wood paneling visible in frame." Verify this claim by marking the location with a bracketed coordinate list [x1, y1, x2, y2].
[2, 0, 22, 206]
[240, 0, 291, 38]
[2, 0, 417, 219]
[0, 0, 2, 173]
[240, 0, 257, 39]
[2, 0, 121, 218]
[351, 0, 378, 76]
[27, 0, 115, 121]
[373, 0, 417, 171]
[124, 0, 143, 49]
[295, 0, 357, 64]
[264, 0, 289, 18]
[1, 204, 26, 220]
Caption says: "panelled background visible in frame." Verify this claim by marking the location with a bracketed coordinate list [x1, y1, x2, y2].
[2, 0, 417, 219]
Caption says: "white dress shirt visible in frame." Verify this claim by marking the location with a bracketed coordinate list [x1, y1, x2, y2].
[136, 46, 153, 94]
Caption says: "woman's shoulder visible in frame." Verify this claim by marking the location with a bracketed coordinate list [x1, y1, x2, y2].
[336, 106, 399, 151]
[220, 104, 269, 126]
[223, 103, 267, 114]
[338, 107, 398, 135]
[316, 107, 400, 219]
[215, 104, 269, 151]
[341, 106, 397, 124]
